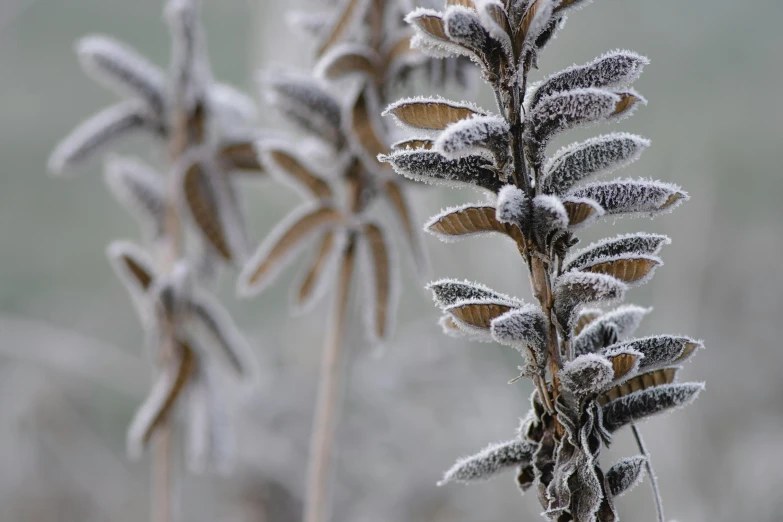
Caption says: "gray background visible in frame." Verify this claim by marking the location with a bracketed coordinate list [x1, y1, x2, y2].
[1, 0, 782, 520]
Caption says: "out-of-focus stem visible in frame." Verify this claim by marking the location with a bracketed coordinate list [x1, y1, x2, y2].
[303, 237, 356, 522]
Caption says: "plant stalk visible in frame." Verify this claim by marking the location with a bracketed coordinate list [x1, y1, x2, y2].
[303, 236, 356, 522]
[631, 424, 665, 522]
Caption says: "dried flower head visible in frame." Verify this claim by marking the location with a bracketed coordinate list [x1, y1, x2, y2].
[383, 0, 704, 520]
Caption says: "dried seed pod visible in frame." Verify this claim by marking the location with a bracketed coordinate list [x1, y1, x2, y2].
[578, 254, 662, 287]
[561, 196, 605, 229]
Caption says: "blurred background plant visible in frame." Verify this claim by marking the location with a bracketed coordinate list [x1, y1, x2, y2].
[1, 0, 783, 521]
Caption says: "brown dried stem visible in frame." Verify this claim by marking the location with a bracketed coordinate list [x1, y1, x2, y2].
[303, 237, 356, 522]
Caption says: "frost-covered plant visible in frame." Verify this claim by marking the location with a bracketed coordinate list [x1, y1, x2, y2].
[380, 1, 704, 521]
[236, 2, 443, 522]
[48, 1, 258, 520]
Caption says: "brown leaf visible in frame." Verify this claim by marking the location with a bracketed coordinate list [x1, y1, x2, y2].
[120, 252, 155, 291]
[383, 180, 423, 268]
[142, 342, 195, 446]
[609, 352, 639, 381]
[573, 309, 601, 337]
[267, 149, 333, 199]
[220, 141, 264, 172]
[677, 341, 700, 362]
[514, 0, 547, 54]
[564, 199, 601, 227]
[598, 368, 677, 406]
[611, 92, 642, 116]
[182, 161, 232, 261]
[317, 0, 364, 56]
[391, 137, 434, 151]
[427, 205, 524, 244]
[297, 230, 336, 305]
[320, 48, 379, 80]
[448, 301, 515, 329]
[351, 87, 387, 160]
[409, 12, 449, 41]
[387, 99, 481, 131]
[244, 206, 342, 287]
[582, 257, 660, 285]
[363, 223, 391, 340]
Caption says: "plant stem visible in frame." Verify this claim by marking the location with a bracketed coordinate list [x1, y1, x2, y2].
[303, 236, 356, 522]
[151, 423, 173, 522]
[631, 424, 665, 522]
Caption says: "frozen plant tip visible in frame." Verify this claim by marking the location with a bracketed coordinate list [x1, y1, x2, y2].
[383, 0, 705, 520]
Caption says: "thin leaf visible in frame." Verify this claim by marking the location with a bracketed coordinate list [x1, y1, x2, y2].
[528, 51, 649, 110]
[262, 147, 333, 200]
[127, 341, 194, 459]
[383, 96, 486, 132]
[360, 223, 395, 342]
[607, 456, 647, 497]
[49, 101, 160, 174]
[425, 203, 524, 244]
[317, 0, 367, 57]
[612, 335, 703, 373]
[294, 229, 340, 312]
[219, 141, 264, 172]
[439, 439, 536, 485]
[427, 278, 520, 309]
[602, 382, 704, 433]
[383, 180, 426, 272]
[380, 148, 501, 193]
[77, 35, 166, 116]
[186, 289, 254, 378]
[434, 114, 510, 164]
[238, 206, 342, 296]
[569, 178, 689, 218]
[180, 160, 233, 261]
[316, 42, 380, 80]
[541, 133, 650, 196]
[565, 232, 670, 273]
[446, 299, 517, 330]
[579, 254, 662, 287]
[104, 156, 167, 239]
[562, 197, 604, 229]
[598, 368, 678, 406]
[348, 85, 387, 162]
[573, 304, 650, 354]
[553, 271, 627, 330]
